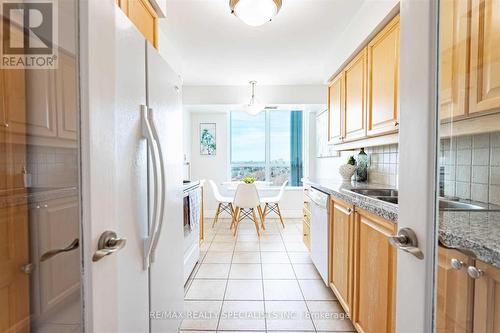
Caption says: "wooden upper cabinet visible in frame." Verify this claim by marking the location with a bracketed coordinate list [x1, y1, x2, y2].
[343, 48, 367, 142]
[1, 69, 26, 135]
[439, 0, 470, 120]
[469, 0, 500, 115]
[328, 72, 344, 144]
[117, 0, 159, 48]
[367, 15, 400, 136]
[353, 209, 396, 333]
[473, 261, 500, 333]
[436, 246, 474, 333]
[56, 53, 78, 140]
[329, 198, 354, 316]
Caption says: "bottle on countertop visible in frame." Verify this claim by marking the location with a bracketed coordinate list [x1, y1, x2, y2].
[355, 148, 368, 182]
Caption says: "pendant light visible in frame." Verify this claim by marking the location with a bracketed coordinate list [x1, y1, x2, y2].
[230, 0, 282, 27]
[243, 81, 265, 116]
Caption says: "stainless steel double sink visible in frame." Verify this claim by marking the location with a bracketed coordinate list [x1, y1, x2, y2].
[347, 188, 492, 211]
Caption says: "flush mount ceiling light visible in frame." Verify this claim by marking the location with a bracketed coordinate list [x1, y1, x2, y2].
[230, 0, 282, 27]
[242, 81, 265, 116]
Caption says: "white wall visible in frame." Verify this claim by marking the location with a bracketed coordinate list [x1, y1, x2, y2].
[190, 111, 304, 218]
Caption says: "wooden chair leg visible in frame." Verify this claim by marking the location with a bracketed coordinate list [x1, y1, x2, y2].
[232, 208, 241, 236]
[276, 203, 285, 228]
[212, 203, 221, 228]
[230, 206, 238, 230]
[262, 204, 268, 225]
[251, 208, 260, 237]
[257, 206, 265, 230]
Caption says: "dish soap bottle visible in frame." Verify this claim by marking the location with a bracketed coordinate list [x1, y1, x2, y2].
[356, 148, 368, 182]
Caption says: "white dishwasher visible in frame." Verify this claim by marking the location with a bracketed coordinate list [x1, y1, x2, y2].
[309, 187, 330, 285]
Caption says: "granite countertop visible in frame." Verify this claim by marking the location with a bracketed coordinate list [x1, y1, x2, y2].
[439, 211, 500, 269]
[303, 178, 500, 269]
[303, 178, 398, 222]
[0, 186, 78, 208]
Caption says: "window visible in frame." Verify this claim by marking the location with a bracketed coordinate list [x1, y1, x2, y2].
[230, 110, 303, 186]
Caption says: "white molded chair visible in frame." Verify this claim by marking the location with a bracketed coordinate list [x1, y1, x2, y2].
[232, 183, 263, 236]
[260, 180, 288, 228]
[208, 180, 234, 228]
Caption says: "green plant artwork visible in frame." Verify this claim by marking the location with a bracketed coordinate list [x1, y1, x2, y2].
[347, 156, 356, 166]
[200, 123, 216, 155]
[242, 176, 256, 184]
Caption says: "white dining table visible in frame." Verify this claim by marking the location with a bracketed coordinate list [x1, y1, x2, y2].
[221, 181, 278, 195]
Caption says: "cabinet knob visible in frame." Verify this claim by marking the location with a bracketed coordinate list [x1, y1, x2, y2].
[1, 122, 8, 128]
[394, 121, 399, 127]
[43, 204, 48, 208]
[36, 205, 41, 209]
[467, 266, 484, 279]
[347, 208, 353, 214]
[20, 263, 34, 274]
[450, 258, 464, 270]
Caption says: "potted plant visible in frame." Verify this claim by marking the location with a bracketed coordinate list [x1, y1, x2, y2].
[339, 156, 356, 181]
[242, 176, 256, 184]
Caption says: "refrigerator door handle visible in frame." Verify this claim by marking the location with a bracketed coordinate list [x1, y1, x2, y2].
[141, 105, 161, 269]
[148, 108, 166, 263]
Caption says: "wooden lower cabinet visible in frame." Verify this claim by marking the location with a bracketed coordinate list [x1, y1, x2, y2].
[473, 261, 500, 332]
[117, 0, 158, 48]
[436, 246, 474, 333]
[303, 195, 311, 250]
[329, 198, 354, 316]
[352, 209, 397, 333]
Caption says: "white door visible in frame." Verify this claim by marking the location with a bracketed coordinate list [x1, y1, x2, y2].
[395, 0, 438, 332]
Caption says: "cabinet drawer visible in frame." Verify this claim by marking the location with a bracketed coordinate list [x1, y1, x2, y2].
[303, 221, 311, 250]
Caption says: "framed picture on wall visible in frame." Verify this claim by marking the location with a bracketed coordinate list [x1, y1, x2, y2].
[200, 123, 216, 155]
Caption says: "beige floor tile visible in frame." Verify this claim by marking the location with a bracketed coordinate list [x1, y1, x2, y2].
[185, 280, 227, 300]
[285, 241, 309, 252]
[281, 233, 303, 242]
[259, 234, 283, 242]
[262, 263, 295, 279]
[200, 241, 212, 252]
[263, 280, 303, 300]
[232, 251, 261, 264]
[288, 252, 312, 264]
[229, 264, 262, 279]
[225, 280, 263, 300]
[218, 301, 266, 331]
[265, 300, 314, 331]
[293, 264, 321, 279]
[215, 228, 234, 235]
[298, 279, 336, 300]
[260, 252, 290, 264]
[203, 251, 234, 264]
[260, 241, 286, 252]
[237, 234, 260, 242]
[234, 241, 260, 252]
[180, 301, 222, 331]
[306, 300, 355, 332]
[210, 242, 235, 252]
[196, 264, 231, 279]
[213, 234, 237, 242]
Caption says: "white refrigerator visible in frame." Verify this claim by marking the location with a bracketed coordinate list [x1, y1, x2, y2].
[114, 9, 184, 333]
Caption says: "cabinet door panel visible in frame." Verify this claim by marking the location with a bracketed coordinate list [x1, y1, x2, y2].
[344, 49, 367, 142]
[328, 73, 344, 143]
[473, 261, 500, 333]
[329, 199, 353, 315]
[56, 53, 77, 140]
[38, 197, 80, 315]
[439, 0, 470, 120]
[353, 210, 396, 333]
[469, 0, 500, 114]
[26, 70, 57, 138]
[367, 16, 400, 136]
[127, 0, 158, 48]
[436, 247, 474, 333]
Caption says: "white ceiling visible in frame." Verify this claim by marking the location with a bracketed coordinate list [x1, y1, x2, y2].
[160, 0, 365, 85]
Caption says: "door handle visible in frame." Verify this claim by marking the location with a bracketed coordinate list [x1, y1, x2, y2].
[92, 231, 126, 262]
[41, 238, 79, 262]
[388, 227, 424, 260]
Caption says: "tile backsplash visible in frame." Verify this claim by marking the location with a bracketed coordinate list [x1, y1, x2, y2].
[441, 132, 500, 205]
[365, 144, 399, 187]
